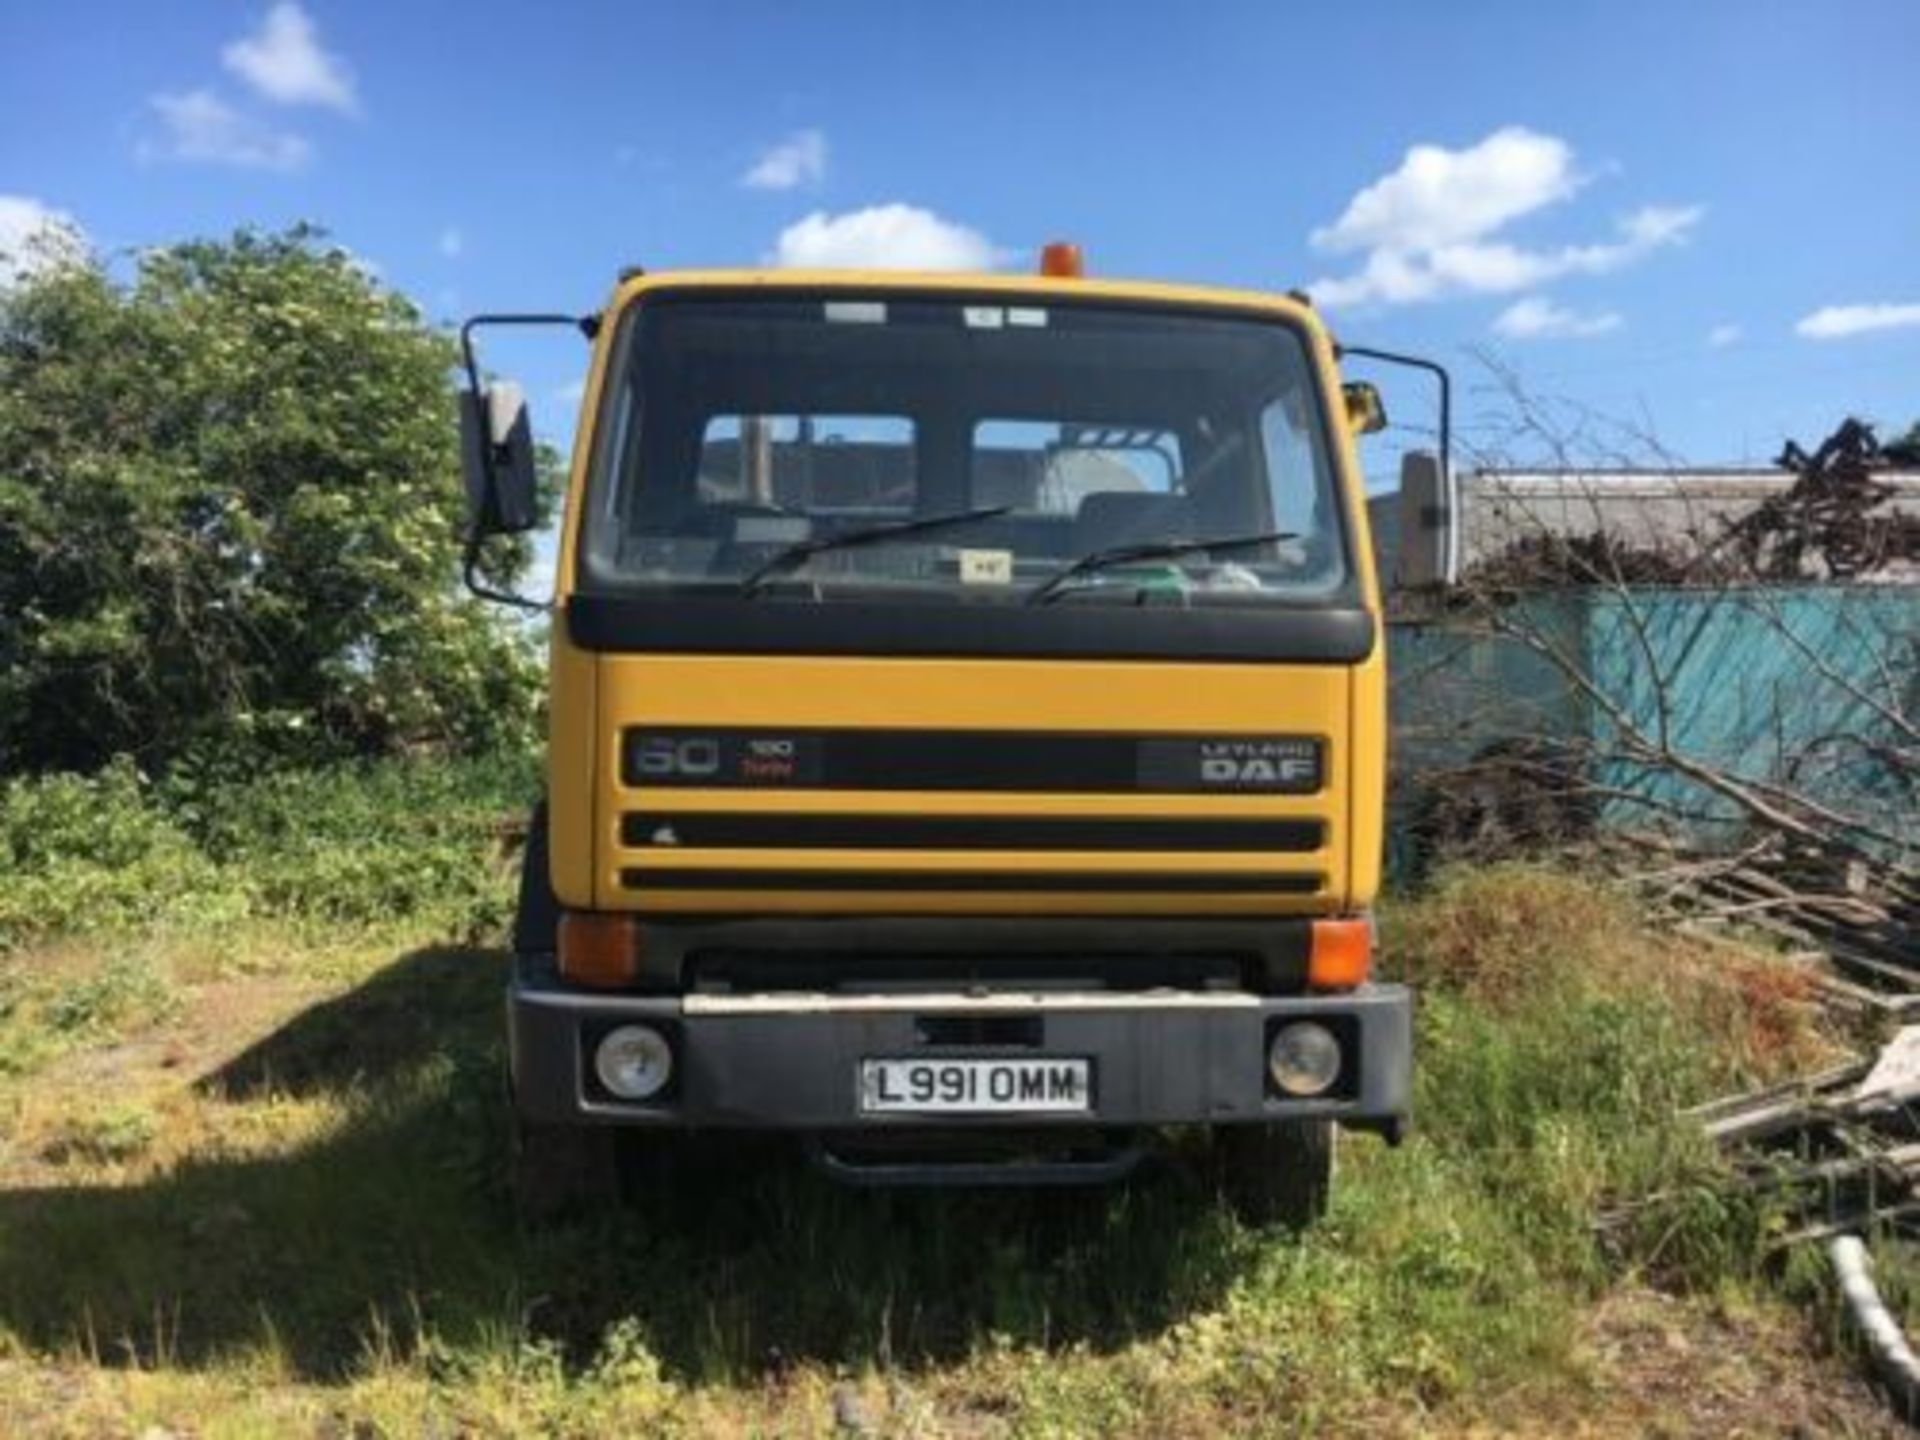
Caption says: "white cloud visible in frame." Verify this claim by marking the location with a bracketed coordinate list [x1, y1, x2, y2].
[769, 204, 1002, 270]
[1312, 127, 1580, 255]
[222, 2, 356, 113]
[1707, 322, 1743, 348]
[554, 378, 586, 408]
[1307, 127, 1701, 308]
[0, 195, 87, 286]
[1795, 303, 1920, 341]
[742, 129, 828, 191]
[1492, 295, 1622, 340]
[140, 90, 310, 170]
[438, 226, 464, 259]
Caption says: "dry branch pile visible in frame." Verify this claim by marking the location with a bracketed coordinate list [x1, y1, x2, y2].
[1464, 416, 1920, 589]
[1630, 834, 1919, 1016]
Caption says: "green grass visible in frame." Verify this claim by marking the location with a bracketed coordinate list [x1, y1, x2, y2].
[0, 844, 1862, 1435]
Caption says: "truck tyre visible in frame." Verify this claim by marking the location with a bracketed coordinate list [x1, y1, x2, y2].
[507, 801, 630, 1224]
[1214, 1119, 1334, 1230]
[513, 802, 558, 956]
[510, 1114, 626, 1225]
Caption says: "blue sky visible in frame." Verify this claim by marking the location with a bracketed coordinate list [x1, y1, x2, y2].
[3, 0, 1917, 471]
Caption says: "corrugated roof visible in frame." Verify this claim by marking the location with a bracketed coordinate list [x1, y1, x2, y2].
[1459, 469, 1920, 571]
[1367, 468, 1920, 586]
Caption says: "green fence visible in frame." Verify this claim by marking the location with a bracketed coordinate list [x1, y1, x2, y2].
[1387, 585, 1917, 869]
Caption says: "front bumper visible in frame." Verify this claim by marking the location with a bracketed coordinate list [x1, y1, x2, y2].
[510, 973, 1412, 1134]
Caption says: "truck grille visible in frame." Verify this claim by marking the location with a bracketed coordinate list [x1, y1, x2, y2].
[615, 727, 1333, 907]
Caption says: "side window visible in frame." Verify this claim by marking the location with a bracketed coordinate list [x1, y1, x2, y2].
[972, 421, 1182, 515]
[697, 414, 916, 513]
[1259, 391, 1325, 538]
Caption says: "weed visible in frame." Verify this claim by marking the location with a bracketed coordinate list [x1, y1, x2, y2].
[41, 1103, 160, 1167]
[43, 956, 176, 1036]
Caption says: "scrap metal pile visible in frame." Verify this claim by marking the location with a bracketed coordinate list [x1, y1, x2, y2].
[1721, 418, 1920, 581]
[1686, 1030, 1920, 1419]
[1686, 1038, 1920, 1248]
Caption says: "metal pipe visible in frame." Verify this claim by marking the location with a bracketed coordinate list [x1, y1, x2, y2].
[1830, 1233, 1920, 1422]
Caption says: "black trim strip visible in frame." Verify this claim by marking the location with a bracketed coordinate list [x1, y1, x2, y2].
[622, 728, 1327, 795]
[570, 594, 1375, 664]
[619, 868, 1322, 894]
[622, 813, 1324, 852]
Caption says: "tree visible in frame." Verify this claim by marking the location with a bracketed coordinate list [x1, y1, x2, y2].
[0, 227, 544, 772]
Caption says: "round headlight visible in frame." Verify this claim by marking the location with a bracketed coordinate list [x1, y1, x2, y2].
[1267, 1021, 1342, 1097]
[594, 1024, 674, 1100]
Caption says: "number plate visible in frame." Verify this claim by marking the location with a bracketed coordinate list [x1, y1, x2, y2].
[858, 1057, 1092, 1115]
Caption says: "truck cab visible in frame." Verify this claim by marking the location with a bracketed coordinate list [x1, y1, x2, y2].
[471, 254, 1415, 1224]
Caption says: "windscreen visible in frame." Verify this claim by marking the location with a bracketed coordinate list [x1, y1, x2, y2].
[580, 294, 1349, 605]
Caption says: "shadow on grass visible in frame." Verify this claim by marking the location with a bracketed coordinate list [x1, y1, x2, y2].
[0, 945, 1247, 1383]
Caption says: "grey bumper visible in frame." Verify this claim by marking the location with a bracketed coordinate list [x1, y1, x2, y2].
[510, 977, 1412, 1134]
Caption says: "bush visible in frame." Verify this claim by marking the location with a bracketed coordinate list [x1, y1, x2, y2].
[0, 759, 236, 945]
[0, 752, 538, 952]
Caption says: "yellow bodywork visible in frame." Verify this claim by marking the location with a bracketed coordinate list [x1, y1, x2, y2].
[545, 269, 1385, 919]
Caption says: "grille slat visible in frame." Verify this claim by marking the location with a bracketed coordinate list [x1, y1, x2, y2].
[621, 813, 1324, 853]
[619, 868, 1322, 894]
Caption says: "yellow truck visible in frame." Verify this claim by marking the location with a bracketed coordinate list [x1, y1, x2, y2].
[459, 246, 1444, 1224]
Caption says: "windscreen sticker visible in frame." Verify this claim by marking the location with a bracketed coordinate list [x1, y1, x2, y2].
[958, 548, 1014, 584]
[1007, 307, 1049, 328]
[824, 301, 887, 324]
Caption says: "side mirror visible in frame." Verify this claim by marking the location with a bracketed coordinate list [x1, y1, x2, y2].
[1393, 449, 1456, 590]
[459, 381, 539, 536]
[1343, 380, 1389, 435]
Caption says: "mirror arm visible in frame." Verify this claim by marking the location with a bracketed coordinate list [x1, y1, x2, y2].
[1335, 344, 1451, 480]
[463, 533, 547, 613]
[457, 312, 598, 610]
[457, 312, 598, 402]
[1336, 343, 1457, 584]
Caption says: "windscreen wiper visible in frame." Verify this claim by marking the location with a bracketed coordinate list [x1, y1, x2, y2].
[1024, 529, 1299, 606]
[737, 504, 1013, 597]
